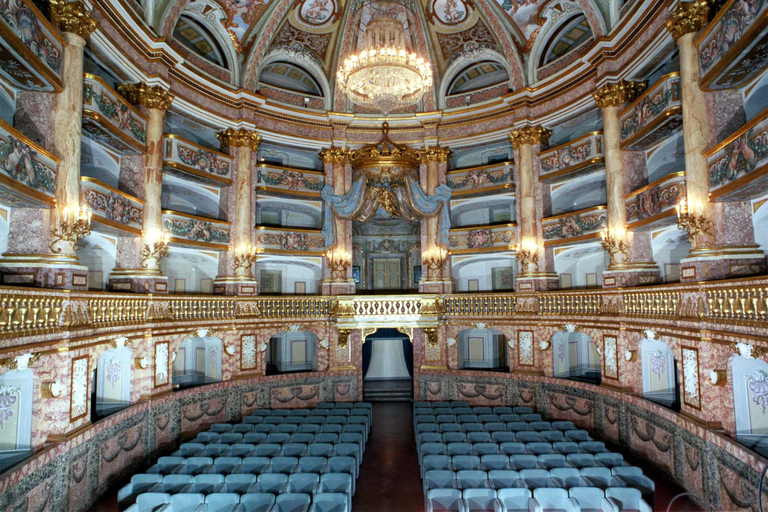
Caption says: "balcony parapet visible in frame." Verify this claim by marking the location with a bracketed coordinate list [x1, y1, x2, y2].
[163, 135, 232, 186]
[255, 164, 325, 198]
[625, 171, 686, 228]
[542, 205, 607, 245]
[448, 223, 516, 254]
[446, 162, 515, 197]
[619, 72, 682, 151]
[0, 118, 57, 207]
[0, 0, 63, 92]
[162, 210, 230, 249]
[80, 176, 143, 235]
[707, 107, 768, 201]
[539, 132, 604, 183]
[254, 225, 325, 254]
[82, 74, 147, 154]
[698, 0, 768, 90]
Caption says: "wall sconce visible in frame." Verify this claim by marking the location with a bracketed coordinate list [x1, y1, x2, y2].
[338, 329, 352, 349]
[624, 350, 637, 362]
[515, 239, 539, 273]
[539, 340, 551, 351]
[140, 231, 170, 268]
[676, 198, 714, 245]
[258, 342, 268, 353]
[422, 247, 448, 279]
[170, 351, 177, 363]
[41, 380, 63, 398]
[134, 356, 148, 369]
[507, 338, 515, 348]
[424, 328, 439, 348]
[234, 244, 261, 275]
[600, 227, 629, 266]
[326, 248, 351, 280]
[446, 337, 456, 347]
[225, 345, 236, 356]
[51, 205, 92, 253]
[709, 369, 727, 386]
[319, 339, 329, 349]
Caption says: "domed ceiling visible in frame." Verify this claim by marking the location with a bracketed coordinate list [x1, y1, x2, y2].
[132, 0, 611, 113]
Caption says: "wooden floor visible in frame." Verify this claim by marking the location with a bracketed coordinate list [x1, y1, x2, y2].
[91, 402, 704, 512]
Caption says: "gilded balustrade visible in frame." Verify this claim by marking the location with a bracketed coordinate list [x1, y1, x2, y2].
[443, 295, 516, 316]
[706, 286, 768, 322]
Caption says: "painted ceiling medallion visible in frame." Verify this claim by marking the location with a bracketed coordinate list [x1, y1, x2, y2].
[432, 0, 468, 25]
[299, 0, 336, 25]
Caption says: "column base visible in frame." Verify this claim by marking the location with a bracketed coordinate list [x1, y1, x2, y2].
[108, 269, 168, 294]
[680, 245, 766, 282]
[602, 263, 661, 288]
[419, 278, 453, 294]
[0, 254, 89, 290]
[213, 276, 259, 295]
[515, 272, 559, 291]
[320, 278, 355, 295]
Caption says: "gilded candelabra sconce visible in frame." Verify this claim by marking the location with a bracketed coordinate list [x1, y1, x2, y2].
[140, 231, 170, 268]
[50, 205, 92, 253]
[515, 240, 539, 273]
[601, 227, 629, 266]
[337, 329, 351, 349]
[676, 198, 714, 246]
[709, 369, 727, 386]
[624, 350, 638, 362]
[422, 247, 448, 279]
[234, 245, 261, 275]
[424, 327, 439, 347]
[326, 248, 351, 280]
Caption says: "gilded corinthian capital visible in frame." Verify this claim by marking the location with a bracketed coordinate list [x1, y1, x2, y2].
[50, 0, 96, 39]
[666, 0, 709, 39]
[217, 129, 261, 151]
[420, 146, 452, 164]
[509, 126, 551, 149]
[319, 147, 350, 164]
[593, 80, 647, 109]
[118, 83, 174, 112]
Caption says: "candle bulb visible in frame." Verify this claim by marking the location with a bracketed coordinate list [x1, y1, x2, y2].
[697, 202, 703, 216]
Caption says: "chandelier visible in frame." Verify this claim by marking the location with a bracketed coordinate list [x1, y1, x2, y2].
[337, 15, 432, 115]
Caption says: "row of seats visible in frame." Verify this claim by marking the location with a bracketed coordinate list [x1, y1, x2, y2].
[124, 403, 371, 512]
[417, 431, 592, 447]
[416, 422, 579, 434]
[425, 487, 652, 512]
[420, 440, 613, 456]
[126, 491, 348, 512]
[415, 414, 553, 424]
[421, 453, 630, 475]
[414, 402, 533, 412]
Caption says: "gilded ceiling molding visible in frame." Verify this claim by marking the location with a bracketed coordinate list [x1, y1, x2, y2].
[217, 129, 262, 151]
[509, 126, 552, 149]
[118, 83, 174, 112]
[420, 146, 452, 164]
[593, 80, 647, 109]
[50, 0, 97, 39]
[319, 147, 350, 165]
[665, 0, 708, 39]
[471, 0, 525, 89]
[242, 0, 301, 91]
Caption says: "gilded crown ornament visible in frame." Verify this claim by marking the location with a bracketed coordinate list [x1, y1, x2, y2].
[50, 0, 96, 39]
[349, 122, 422, 170]
[509, 126, 552, 149]
[666, 0, 709, 39]
[118, 83, 174, 112]
[217, 129, 262, 151]
[593, 80, 647, 109]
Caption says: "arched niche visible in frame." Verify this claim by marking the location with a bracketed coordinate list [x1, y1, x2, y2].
[254, 256, 323, 295]
[257, 54, 331, 111]
[553, 243, 607, 289]
[451, 254, 516, 292]
[552, 330, 601, 383]
[162, 174, 221, 219]
[640, 335, 679, 410]
[549, 170, 607, 215]
[160, 247, 219, 294]
[0, 368, 33, 453]
[650, 226, 691, 283]
[266, 331, 318, 375]
[80, 138, 121, 187]
[732, 355, 768, 455]
[76, 232, 117, 291]
[441, 58, 511, 109]
[95, 346, 132, 418]
[172, 335, 223, 388]
[456, 328, 508, 371]
[450, 194, 516, 228]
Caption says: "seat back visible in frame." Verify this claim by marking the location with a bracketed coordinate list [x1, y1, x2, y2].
[447, 442, 474, 455]
[606, 487, 644, 510]
[467, 432, 491, 444]
[298, 456, 328, 473]
[288, 472, 320, 493]
[426, 488, 464, 512]
[533, 488, 568, 510]
[242, 456, 270, 474]
[311, 493, 348, 512]
[550, 467, 581, 487]
[569, 487, 604, 509]
[274, 493, 311, 512]
[487, 470, 520, 489]
[162, 474, 192, 493]
[497, 488, 531, 511]
[500, 442, 526, 455]
[194, 473, 224, 493]
[170, 493, 204, 510]
[225, 473, 256, 493]
[240, 493, 276, 512]
[205, 493, 239, 512]
[463, 488, 497, 511]
[480, 454, 509, 470]
[520, 469, 551, 488]
[527, 442, 553, 455]
[135, 493, 170, 512]
[539, 454, 567, 468]
[257, 473, 289, 493]
[452, 455, 481, 471]
[510, 454, 538, 470]
[423, 455, 452, 471]
[457, 469, 489, 489]
[424, 469, 457, 490]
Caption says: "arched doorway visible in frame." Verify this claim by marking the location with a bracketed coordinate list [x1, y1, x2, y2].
[362, 328, 413, 401]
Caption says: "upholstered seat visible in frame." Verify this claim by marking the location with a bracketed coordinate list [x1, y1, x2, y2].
[309, 493, 348, 512]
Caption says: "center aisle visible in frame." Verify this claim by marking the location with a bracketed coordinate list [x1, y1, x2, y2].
[353, 403, 424, 512]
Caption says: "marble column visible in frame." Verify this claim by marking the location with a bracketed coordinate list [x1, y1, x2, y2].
[509, 126, 559, 291]
[0, 2, 95, 290]
[319, 147, 355, 295]
[419, 146, 453, 294]
[108, 83, 173, 293]
[594, 81, 662, 287]
[667, 2, 766, 281]
[214, 128, 261, 295]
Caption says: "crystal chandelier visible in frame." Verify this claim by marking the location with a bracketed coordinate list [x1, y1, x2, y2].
[337, 15, 432, 115]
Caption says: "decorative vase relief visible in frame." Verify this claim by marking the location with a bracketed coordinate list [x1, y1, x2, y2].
[603, 336, 618, 379]
[241, 335, 257, 370]
[155, 342, 169, 387]
[682, 347, 700, 408]
[649, 350, 666, 379]
[70, 357, 89, 421]
[208, 347, 219, 377]
[747, 370, 768, 414]
[0, 383, 20, 429]
[105, 359, 122, 388]
[518, 331, 534, 366]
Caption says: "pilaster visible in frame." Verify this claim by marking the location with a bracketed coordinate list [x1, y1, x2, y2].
[419, 146, 453, 294]
[319, 147, 355, 295]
